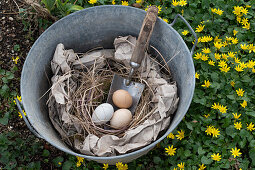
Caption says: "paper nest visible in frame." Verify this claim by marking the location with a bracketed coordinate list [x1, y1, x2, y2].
[48, 36, 179, 156]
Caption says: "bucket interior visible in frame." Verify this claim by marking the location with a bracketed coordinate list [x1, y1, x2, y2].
[21, 5, 195, 163]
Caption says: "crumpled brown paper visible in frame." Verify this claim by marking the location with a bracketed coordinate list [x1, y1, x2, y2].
[48, 36, 178, 156]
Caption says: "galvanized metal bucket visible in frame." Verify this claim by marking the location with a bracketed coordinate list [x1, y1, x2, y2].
[17, 5, 197, 165]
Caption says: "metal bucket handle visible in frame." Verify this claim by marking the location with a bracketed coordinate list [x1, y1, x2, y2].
[170, 14, 198, 56]
[15, 99, 42, 139]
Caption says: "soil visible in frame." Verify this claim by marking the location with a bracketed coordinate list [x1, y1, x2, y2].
[0, 0, 65, 168]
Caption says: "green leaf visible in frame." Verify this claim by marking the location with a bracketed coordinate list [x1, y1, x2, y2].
[0, 112, 10, 125]
[201, 156, 213, 164]
[249, 148, 255, 166]
[153, 156, 162, 164]
[249, 140, 255, 147]
[13, 44, 20, 51]
[226, 126, 236, 138]
[41, 0, 56, 11]
[246, 111, 255, 118]
[186, 122, 193, 130]
[184, 150, 191, 157]
[52, 156, 64, 167]
[198, 146, 206, 155]
[240, 129, 249, 139]
[67, 5, 84, 12]
[42, 149, 50, 157]
[62, 161, 73, 170]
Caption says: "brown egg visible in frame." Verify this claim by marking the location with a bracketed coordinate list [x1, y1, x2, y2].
[110, 109, 132, 129]
[112, 89, 133, 108]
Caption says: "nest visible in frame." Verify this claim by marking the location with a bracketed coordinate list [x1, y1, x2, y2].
[47, 36, 178, 156]
[69, 58, 152, 138]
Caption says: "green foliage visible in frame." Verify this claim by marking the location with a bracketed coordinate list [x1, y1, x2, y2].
[2, 0, 255, 169]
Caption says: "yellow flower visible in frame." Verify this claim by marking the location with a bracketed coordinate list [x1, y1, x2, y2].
[211, 8, 217, 13]
[200, 36, 213, 42]
[208, 60, 215, 66]
[226, 36, 233, 41]
[176, 130, 185, 140]
[243, 22, 250, 30]
[195, 24, 205, 33]
[182, 30, 189, 36]
[234, 122, 242, 130]
[219, 65, 230, 73]
[216, 9, 224, 15]
[177, 162, 185, 169]
[17, 96, 22, 102]
[201, 54, 209, 61]
[240, 100, 247, 108]
[88, 0, 97, 4]
[204, 114, 210, 118]
[76, 162, 81, 167]
[232, 113, 241, 119]
[230, 147, 242, 158]
[199, 164, 206, 170]
[236, 16, 242, 23]
[211, 103, 220, 109]
[214, 42, 223, 50]
[214, 53, 221, 60]
[202, 48, 211, 54]
[167, 133, 175, 139]
[173, 168, 178, 170]
[252, 67, 255, 73]
[233, 30, 238, 36]
[230, 81, 235, 87]
[76, 156, 84, 167]
[228, 52, 235, 58]
[202, 80, 211, 88]
[12, 56, 19, 64]
[116, 162, 128, 170]
[178, 0, 187, 6]
[195, 72, 200, 79]
[239, 62, 247, 69]
[234, 57, 240, 64]
[211, 153, 222, 161]
[247, 122, 255, 131]
[233, 6, 242, 16]
[136, 0, 142, 3]
[165, 145, 177, 156]
[214, 35, 222, 43]
[222, 41, 228, 47]
[211, 127, 220, 137]
[103, 163, 109, 170]
[241, 18, 248, 25]
[235, 65, 244, 72]
[172, 0, 179, 6]
[232, 38, 238, 44]
[58, 162, 62, 165]
[246, 5, 251, 8]
[157, 6, 162, 13]
[205, 125, 214, 135]
[18, 110, 27, 118]
[194, 52, 202, 60]
[236, 88, 245, 97]
[218, 105, 227, 113]
[121, 1, 128, 6]
[221, 53, 228, 60]
[218, 60, 227, 67]
[112, 0, 115, 5]
[247, 60, 255, 68]
[248, 44, 255, 53]
[241, 8, 248, 15]
[163, 18, 168, 23]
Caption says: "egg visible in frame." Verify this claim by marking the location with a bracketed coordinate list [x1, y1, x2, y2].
[112, 89, 133, 108]
[110, 109, 132, 129]
[92, 103, 114, 125]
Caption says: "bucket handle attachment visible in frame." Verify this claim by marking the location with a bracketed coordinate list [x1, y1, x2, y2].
[15, 99, 42, 139]
[170, 14, 198, 56]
